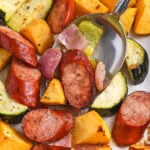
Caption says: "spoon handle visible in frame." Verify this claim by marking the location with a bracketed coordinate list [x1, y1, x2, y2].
[113, 0, 130, 16]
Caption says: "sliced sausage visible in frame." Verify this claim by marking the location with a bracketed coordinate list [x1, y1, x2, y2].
[47, 0, 75, 34]
[0, 26, 37, 67]
[38, 48, 62, 80]
[22, 109, 73, 142]
[32, 144, 70, 150]
[5, 58, 41, 107]
[60, 50, 96, 109]
[112, 91, 150, 146]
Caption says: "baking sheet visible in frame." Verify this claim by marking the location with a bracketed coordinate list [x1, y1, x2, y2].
[0, 32, 150, 149]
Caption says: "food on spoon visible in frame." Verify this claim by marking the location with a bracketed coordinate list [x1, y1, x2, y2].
[0, 26, 37, 67]
[7, 0, 53, 32]
[60, 49, 96, 109]
[22, 109, 73, 142]
[32, 144, 70, 150]
[134, 0, 150, 34]
[74, 0, 108, 17]
[112, 91, 150, 146]
[40, 78, 66, 105]
[0, 0, 27, 22]
[95, 62, 106, 92]
[120, 8, 137, 34]
[5, 58, 41, 108]
[91, 72, 127, 116]
[39, 48, 62, 80]
[47, 0, 75, 34]
[126, 38, 149, 84]
[72, 110, 111, 146]
[77, 20, 104, 67]
[100, 0, 136, 12]
[0, 121, 32, 150]
[57, 24, 88, 51]
[0, 48, 12, 71]
[0, 80, 28, 124]
[20, 19, 54, 55]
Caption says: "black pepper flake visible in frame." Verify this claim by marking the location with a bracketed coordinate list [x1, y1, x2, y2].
[96, 5, 100, 9]
[26, 6, 30, 9]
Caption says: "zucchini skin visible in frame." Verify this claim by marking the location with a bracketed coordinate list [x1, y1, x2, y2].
[90, 102, 122, 116]
[0, 110, 29, 124]
[126, 38, 149, 85]
[90, 72, 128, 116]
[130, 51, 148, 84]
[0, 10, 5, 25]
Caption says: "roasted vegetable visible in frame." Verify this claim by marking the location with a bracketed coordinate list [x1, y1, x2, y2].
[40, 78, 66, 105]
[0, 80, 28, 123]
[72, 110, 111, 146]
[0, 121, 32, 150]
[7, 0, 53, 32]
[90, 72, 127, 116]
[0, 0, 27, 22]
[100, 0, 136, 12]
[20, 19, 54, 55]
[0, 48, 12, 71]
[134, 0, 150, 34]
[120, 8, 137, 34]
[126, 38, 149, 84]
[74, 0, 108, 17]
[38, 48, 62, 80]
[129, 144, 150, 150]
[78, 20, 104, 67]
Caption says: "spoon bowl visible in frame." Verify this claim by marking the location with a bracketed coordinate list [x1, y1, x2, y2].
[55, 0, 130, 77]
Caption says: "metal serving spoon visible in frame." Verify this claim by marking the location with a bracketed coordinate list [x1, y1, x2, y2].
[55, 0, 130, 77]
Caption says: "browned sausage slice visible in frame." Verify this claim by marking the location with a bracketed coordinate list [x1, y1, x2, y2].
[47, 0, 75, 34]
[5, 58, 41, 107]
[22, 109, 73, 143]
[60, 50, 96, 109]
[0, 26, 37, 67]
[112, 91, 150, 146]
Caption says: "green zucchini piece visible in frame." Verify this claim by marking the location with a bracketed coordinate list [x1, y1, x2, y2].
[0, 0, 28, 22]
[78, 20, 104, 67]
[0, 80, 28, 124]
[126, 38, 149, 84]
[90, 72, 127, 116]
[7, 0, 53, 32]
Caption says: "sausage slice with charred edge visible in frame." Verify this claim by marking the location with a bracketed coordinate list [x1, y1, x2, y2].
[47, 0, 75, 34]
[112, 91, 150, 146]
[60, 50, 96, 109]
[0, 26, 37, 67]
[5, 58, 41, 108]
[22, 109, 73, 143]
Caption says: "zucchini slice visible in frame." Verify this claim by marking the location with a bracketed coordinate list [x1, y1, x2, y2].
[0, 81, 28, 124]
[0, 0, 27, 22]
[90, 72, 127, 116]
[126, 38, 149, 84]
[7, 0, 53, 32]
